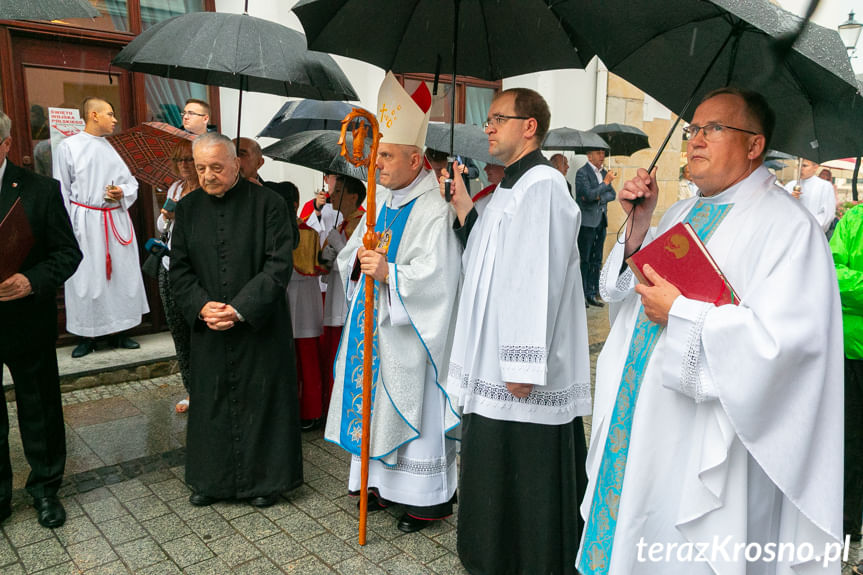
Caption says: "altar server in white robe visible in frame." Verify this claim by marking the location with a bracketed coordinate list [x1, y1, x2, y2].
[783, 158, 837, 233]
[578, 88, 843, 575]
[442, 88, 591, 575]
[53, 97, 148, 358]
[324, 72, 461, 534]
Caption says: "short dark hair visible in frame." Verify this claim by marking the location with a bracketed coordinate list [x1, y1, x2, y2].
[336, 175, 367, 205]
[701, 87, 775, 156]
[282, 181, 300, 208]
[500, 88, 551, 143]
[80, 97, 113, 119]
[185, 98, 210, 115]
[425, 148, 448, 163]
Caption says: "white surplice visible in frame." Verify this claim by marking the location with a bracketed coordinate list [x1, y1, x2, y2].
[447, 164, 592, 424]
[306, 203, 339, 294]
[287, 273, 323, 339]
[325, 169, 462, 507]
[784, 177, 836, 232]
[580, 166, 843, 574]
[53, 131, 148, 337]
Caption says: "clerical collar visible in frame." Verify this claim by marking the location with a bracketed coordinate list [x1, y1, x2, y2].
[501, 149, 550, 188]
[388, 169, 426, 208]
[0, 159, 6, 184]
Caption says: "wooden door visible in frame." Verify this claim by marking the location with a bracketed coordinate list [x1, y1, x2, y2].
[6, 34, 164, 342]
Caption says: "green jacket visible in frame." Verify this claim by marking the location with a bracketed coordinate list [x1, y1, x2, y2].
[829, 203, 863, 359]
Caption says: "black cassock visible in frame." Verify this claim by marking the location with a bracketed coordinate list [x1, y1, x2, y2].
[170, 178, 302, 499]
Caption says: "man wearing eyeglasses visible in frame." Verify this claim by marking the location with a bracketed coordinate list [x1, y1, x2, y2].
[578, 87, 843, 574]
[443, 88, 591, 575]
[181, 99, 210, 136]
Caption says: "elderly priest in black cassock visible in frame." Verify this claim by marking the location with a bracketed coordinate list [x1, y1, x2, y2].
[170, 132, 302, 508]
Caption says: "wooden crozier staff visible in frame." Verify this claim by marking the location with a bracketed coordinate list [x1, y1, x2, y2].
[338, 109, 381, 546]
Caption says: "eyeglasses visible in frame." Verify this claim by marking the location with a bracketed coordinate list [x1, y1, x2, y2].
[482, 114, 530, 130]
[173, 157, 194, 163]
[683, 122, 759, 142]
[181, 110, 206, 118]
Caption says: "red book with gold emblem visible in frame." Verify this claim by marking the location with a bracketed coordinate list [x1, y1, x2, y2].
[628, 222, 738, 306]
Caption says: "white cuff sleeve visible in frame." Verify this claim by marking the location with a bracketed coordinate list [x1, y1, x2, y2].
[386, 263, 410, 326]
[662, 297, 718, 402]
[499, 345, 547, 385]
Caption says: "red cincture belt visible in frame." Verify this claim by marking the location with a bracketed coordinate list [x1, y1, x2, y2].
[70, 200, 134, 280]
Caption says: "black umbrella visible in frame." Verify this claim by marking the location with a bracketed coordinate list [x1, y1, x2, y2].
[542, 127, 609, 154]
[425, 122, 498, 165]
[112, 8, 358, 139]
[765, 149, 795, 161]
[589, 123, 650, 156]
[262, 130, 369, 182]
[0, 0, 98, 20]
[293, 0, 594, 168]
[558, 0, 863, 164]
[257, 99, 369, 140]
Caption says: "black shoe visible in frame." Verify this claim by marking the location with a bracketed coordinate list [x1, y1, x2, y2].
[249, 494, 278, 508]
[300, 418, 321, 432]
[0, 500, 10, 524]
[114, 336, 140, 349]
[71, 339, 96, 358]
[189, 493, 216, 507]
[357, 492, 390, 512]
[33, 496, 65, 528]
[586, 296, 605, 308]
[397, 513, 433, 533]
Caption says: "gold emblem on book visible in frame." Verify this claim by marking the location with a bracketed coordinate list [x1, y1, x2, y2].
[663, 234, 690, 259]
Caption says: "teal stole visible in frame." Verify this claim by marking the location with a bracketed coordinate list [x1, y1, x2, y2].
[338, 198, 418, 455]
[579, 200, 733, 574]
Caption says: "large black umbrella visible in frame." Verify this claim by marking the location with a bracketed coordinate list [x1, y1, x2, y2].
[112, 8, 358, 138]
[558, 0, 863, 163]
[293, 0, 594, 165]
[425, 122, 498, 165]
[262, 130, 369, 182]
[542, 127, 609, 154]
[257, 99, 368, 140]
[0, 0, 98, 20]
[589, 123, 650, 156]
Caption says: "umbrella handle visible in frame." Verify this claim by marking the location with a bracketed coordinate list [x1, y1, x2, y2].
[338, 109, 381, 547]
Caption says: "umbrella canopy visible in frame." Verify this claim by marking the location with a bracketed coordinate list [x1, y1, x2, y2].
[765, 149, 795, 161]
[0, 0, 99, 20]
[262, 130, 369, 181]
[589, 123, 650, 156]
[112, 12, 357, 101]
[258, 100, 367, 140]
[293, 0, 593, 81]
[558, 0, 863, 163]
[425, 122, 498, 165]
[105, 122, 194, 189]
[542, 127, 609, 153]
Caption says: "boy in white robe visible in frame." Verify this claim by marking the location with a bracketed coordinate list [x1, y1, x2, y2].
[53, 97, 148, 358]
[784, 158, 837, 233]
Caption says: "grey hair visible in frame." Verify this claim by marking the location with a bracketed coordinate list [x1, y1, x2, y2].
[0, 112, 11, 140]
[192, 132, 236, 160]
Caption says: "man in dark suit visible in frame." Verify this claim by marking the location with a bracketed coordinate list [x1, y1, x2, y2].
[575, 148, 616, 307]
[0, 112, 82, 528]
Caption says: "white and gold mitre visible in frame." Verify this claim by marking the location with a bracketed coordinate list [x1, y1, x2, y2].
[377, 71, 432, 148]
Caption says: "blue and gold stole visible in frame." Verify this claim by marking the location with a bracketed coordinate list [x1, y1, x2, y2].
[579, 200, 733, 574]
[338, 198, 418, 455]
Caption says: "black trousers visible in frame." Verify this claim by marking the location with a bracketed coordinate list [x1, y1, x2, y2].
[845, 357, 863, 539]
[159, 265, 192, 393]
[578, 219, 607, 299]
[0, 344, 66, 501]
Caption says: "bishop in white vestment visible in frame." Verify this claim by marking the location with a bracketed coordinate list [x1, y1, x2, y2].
[53, 98, 148, 347]
[324, 72, 462, 533]
[578, 88, 843, 575]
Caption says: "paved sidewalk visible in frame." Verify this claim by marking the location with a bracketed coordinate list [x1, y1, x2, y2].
[0, 306, 858, 573]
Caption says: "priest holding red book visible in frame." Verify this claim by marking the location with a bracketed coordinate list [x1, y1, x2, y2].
[578, 88, 844, 574]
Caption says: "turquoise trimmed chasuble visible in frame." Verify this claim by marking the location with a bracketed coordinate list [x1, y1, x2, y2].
[338, 198, 418, 456]
[579, 200, 733, 574]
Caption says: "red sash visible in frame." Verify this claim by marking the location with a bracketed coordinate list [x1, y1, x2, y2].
[70, 200, 134, 280]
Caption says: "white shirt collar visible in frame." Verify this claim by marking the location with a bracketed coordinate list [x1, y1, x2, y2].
[0, 159, 6, 185]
